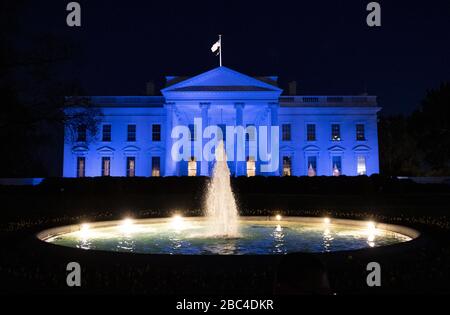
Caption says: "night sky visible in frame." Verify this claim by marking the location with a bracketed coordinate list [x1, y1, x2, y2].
[15, 0, 450, 115]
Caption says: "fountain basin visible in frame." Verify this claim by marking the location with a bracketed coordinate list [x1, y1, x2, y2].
[37, 217, 419, 255]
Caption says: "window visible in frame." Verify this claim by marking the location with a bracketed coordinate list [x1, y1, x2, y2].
[101, 157, 111, 176]
[218, 124, 226, 142]
[102, 124, 111, 142]
[356, 124, 365, 141]
[246, 124, 256, 141]
[332, 156, 342, 176]
[76, 157, 85, 178]
[188, 157, 197, 176]
[77, 125, 87, 142]
[246, 156, 256, 177]
[307, 124, 316, 141]
[152, 124, 161, 142]
[188, 124, 196, 142]
[307, 156, 317, 177]
[127, 125, 136, 142]
[331, 124, 341, 141]
[126, 157, 135, 177]
[152, 156, 161, 177]
[282, 124, 291, 141]
[357, 155, 367, 175]
[282, 156, 292, 176]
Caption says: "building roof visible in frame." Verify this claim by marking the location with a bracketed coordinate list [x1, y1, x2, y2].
[170, 85, 275, 92]
[162, 66, 283, 94]
[65, 67, 378, 108]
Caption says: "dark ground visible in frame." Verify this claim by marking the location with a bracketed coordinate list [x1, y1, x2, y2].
[0, 176, 449, 295]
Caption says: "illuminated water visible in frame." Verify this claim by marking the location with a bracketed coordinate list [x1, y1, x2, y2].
[205, 141, 239, 237]
[44, 218, 412, 255]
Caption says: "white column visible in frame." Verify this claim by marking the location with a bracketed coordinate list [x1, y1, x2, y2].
[234, 102, 246, 176]
[268, 102, 280, 176]
[200, 103, 210, 176]
[164, 103, 176, 176]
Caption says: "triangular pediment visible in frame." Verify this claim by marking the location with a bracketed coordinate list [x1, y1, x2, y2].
[97, 146, 115, 153]
[162, 66, 282, 94]
[328, 145, 346, 152]
[72, 145, 89, 153]
[280, 145, 296, 152]
[147, 146, 165, 154]
[122, 145, 141, 152]
[303, 145, 320, 152]
[352, 145, 371, 152]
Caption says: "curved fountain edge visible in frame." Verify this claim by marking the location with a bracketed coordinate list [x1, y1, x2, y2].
[36, 216, 420, 242]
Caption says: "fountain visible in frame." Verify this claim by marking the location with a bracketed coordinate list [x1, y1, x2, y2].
[38, 141, 419, 255]
[205, 141, 240, 237]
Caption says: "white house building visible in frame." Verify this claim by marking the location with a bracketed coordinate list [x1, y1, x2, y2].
[63, 66, 381, 177]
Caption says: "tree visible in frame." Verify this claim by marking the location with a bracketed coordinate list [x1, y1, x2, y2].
[411, 82, 450, 175]
[0, 1, 101, 177]
[378, 115, 421, 176]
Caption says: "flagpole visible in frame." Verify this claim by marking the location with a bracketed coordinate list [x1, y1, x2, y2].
[219, 34, 222, 67]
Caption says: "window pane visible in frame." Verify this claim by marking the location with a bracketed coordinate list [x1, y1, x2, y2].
[282, 124, 291, 141]
[307, 156, 317, 176]
[77, 157, 85, 178]
[102, 157, 110, 176]
[152, 124, 161, 142]
[307, 124, 316, 141]
[127, 125, 136, 142]
[331, 124, 341, 141]
[282, 156, 292, 176]
[127, 157, 135, 177]
[332, 156, 342, 176]
[102, 125, 111, 142]
[356, 124, 365, 141]
[357, 155, 367, 175]
[152, 156, 160, 177]
[246, 156, 256, 177]
[188, 157, 197, 176]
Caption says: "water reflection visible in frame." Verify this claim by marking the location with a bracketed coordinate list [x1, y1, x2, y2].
[366, 222, 377, 247]
[272, 224, 287, 254]
[78, 236, 92, 250]
[117, 235, 136, 252]
[322, 228, 334, 252]
[367, 232, 376, 247]
[204, 242, 237, 255]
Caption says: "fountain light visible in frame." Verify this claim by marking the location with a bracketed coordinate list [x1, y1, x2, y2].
[171, 214, 184, 231]
[119, 217, 135, 234]
[275, 214, 282, 221]
[78, 223, 91, 239]
[366, 221, 377, 247]
[323, 217, 331, 224]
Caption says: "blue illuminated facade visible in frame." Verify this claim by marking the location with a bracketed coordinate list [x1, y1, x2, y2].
[63, 66, 380, 177]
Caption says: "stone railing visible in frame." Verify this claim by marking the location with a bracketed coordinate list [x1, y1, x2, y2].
[90, 96, 165, 107]
[279, 95, 377, 107]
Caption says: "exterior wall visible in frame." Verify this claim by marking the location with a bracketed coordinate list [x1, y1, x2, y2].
[278, 106, 380, 176]
[63, 102, 380, 177]
[63, 107, 166, 177]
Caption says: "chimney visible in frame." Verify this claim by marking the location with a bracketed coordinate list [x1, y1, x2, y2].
[146, 81, 155, 95]
[288, 81, 297, 95]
